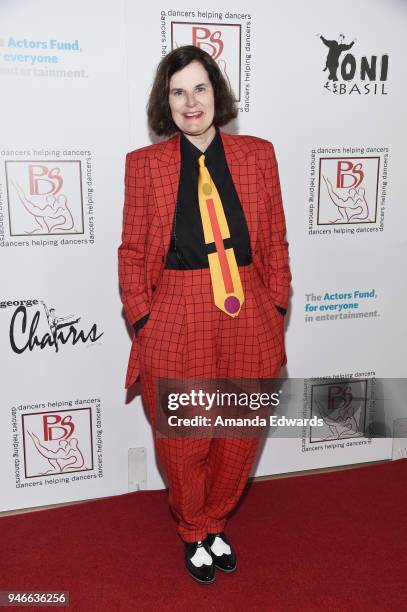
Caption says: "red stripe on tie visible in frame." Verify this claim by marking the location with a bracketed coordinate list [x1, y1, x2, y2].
[206, 198, 234, 293]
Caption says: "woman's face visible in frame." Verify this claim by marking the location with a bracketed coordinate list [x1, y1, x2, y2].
[168, 60, 215, 137]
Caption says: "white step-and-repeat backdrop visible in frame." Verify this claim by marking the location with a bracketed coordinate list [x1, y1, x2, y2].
[1, 0, 406, 512]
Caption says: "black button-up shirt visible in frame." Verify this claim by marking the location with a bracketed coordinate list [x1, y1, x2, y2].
[165, 127, 252, 269]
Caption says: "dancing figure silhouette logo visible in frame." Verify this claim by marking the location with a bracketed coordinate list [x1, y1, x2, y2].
[309, 380, 368, 443]
[317, 157, 379, 225]
[22, 407, 94, 478]
[9, 300, 103, 354]
[5, 160, 84, 236]
[317, 33, 389, 95]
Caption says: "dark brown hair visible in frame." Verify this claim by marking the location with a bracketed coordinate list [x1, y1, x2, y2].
[147, 45, 238, 137]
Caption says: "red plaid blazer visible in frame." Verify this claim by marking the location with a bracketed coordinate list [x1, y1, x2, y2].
[118, 129, 291, 388]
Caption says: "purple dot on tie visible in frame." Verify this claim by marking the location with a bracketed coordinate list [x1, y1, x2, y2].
[224, 296, 240, 314]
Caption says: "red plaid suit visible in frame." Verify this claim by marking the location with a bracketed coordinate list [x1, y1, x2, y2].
[118, 129, 291, 542]
[119, 129, 291, 390]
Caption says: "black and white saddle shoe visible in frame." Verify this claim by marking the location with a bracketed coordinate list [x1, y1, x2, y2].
[184, 540, 215, 584]
[205, 532, 237, 573]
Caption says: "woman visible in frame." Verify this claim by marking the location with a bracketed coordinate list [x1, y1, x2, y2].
[118, 45, 291, 585]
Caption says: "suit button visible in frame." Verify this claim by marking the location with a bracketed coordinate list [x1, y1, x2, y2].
[151, 284, 156, 292]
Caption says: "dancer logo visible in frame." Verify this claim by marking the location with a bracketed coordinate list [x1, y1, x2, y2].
[8, 300, 103, 354]
[317, 156, 379, 225]
[317, 33, 389, 95]
[171, 22, 242, 101]
[5, 160, 84, 236]
[309, 380, 369, 443]
[308, 147, 389, 236]
[22, 408, 93, 478]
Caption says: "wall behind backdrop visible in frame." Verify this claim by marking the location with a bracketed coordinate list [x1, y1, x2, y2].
[1, 0, 406, 512]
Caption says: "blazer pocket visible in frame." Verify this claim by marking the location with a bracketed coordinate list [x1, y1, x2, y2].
[258, 285, 282, 326]
[137, 290, 160, 338]
[137, 316, 151, 338]
[272, 303, 286, 318]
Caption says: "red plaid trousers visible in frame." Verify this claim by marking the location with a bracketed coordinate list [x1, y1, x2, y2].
[137, 263, 285, 542]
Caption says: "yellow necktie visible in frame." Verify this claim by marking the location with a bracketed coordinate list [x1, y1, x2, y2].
[197, 154, 245, 317]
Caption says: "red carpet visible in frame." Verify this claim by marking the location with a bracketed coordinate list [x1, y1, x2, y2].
[1, 460, 406, 611]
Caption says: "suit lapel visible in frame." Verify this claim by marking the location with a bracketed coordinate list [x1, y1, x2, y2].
[219, 130, 258, 253]
[151, 129, 258, 257]
[150, 132, 181, 257]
